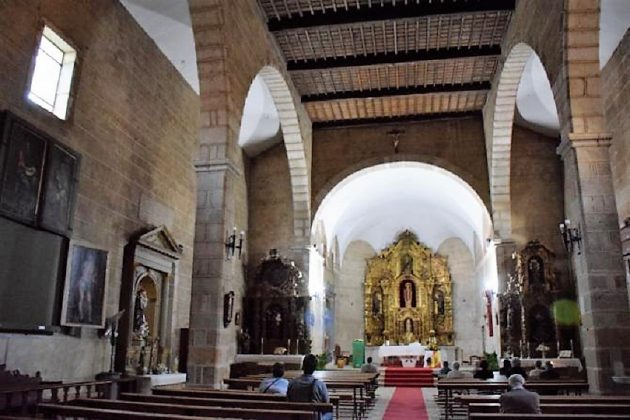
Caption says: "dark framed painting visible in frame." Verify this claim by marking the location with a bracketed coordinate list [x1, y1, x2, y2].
[61, 242, 109, 328]
[39, 143, 79, 234]
[0, 116, 47, 223]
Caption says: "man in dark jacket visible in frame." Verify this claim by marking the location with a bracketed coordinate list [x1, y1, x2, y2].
[499, 374, 542, 414]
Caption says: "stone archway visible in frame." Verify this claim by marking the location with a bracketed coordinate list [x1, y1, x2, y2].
[484, 43, 534, 240]
[256, 66, 311, 242]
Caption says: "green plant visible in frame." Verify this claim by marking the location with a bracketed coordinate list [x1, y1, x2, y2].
[485, 351, 499, 371]
[316, 353, 328, 370]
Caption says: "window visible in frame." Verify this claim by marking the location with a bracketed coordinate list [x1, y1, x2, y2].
[28, 26, 76, 120]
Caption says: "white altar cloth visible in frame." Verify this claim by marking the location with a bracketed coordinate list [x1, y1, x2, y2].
[510, 358, 583, 372]
[378, 343, 425, 359]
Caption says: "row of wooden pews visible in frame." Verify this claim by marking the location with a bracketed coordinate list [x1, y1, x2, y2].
[226, 369, 380, 419]
[436, 378, 590, 419]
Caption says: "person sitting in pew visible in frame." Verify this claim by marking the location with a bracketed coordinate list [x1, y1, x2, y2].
[446, 362, 467, 379]
[499, 374, 541, 414]
[540, 361, 559, 380]
[259, 362, 289, 395]
[439, 361, 452, 377]
[287, 354, 333, 420]
[473, 360, 494, 380]
[499, 359, 512, 377]
[361, 357, 378, 374]
[508, 358, 528, 379]
[528, 360, 545, 379]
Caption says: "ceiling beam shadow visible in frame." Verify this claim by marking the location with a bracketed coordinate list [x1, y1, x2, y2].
[267, 0, 516, 31]
[312, 111, 483, 129]
[287, 45, 500, 71]
[302, 81, 491, 102]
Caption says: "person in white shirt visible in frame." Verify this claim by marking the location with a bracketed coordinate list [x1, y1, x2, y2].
[446, 362, 467, 379]
[528, 360, 545, 379]
[259, 362, 289, 395]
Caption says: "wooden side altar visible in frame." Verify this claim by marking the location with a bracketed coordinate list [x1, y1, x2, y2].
[364, 230, 454, 347]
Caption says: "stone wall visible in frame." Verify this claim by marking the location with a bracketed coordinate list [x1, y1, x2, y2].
[312, 116, 490, 213]
[438, 238, 482, 361]
[0, 1, 198, 380]
[335, 241, 375, 352]
[602, 30, 630, 226]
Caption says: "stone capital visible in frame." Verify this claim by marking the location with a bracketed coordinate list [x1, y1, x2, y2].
[194, 158, 242, 176]
[557, 132, 613, 159]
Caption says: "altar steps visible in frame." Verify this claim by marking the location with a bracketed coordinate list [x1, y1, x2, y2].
[383, 367, 435, 387]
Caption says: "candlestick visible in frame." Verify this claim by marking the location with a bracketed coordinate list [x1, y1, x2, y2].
[519, 340, 523, 358]
[261, 337, 264, 355]
[296, 339, 300, 354]
[570, 339, 574, 356]
[557, 340, 560, 355]
[527, 342, 531, 358]
[287, 339, 291, 353]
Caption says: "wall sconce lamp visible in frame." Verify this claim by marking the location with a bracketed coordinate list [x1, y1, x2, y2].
[225, 227, 244, 259]
[559, 219, 582, 255]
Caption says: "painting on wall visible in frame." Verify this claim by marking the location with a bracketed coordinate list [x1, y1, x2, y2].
[0, 119, 47, 223]
[61, 242, 109, 328]
[39, 143, 79, 234]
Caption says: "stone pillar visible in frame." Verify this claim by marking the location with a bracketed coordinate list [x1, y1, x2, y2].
[558, 133, 630, 393]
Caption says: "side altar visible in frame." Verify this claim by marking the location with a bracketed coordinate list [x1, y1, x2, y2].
[364, 231, 454, 347]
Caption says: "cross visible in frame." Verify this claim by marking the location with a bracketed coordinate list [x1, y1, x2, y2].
[387, 129, 405, 154]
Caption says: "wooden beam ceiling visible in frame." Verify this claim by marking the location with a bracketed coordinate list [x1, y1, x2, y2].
[287, 45, 500, 70]
[265, 0, 516, 31]
[312, 110, 483, 129]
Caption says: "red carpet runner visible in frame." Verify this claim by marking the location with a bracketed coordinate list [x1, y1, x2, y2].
[383, 367, 435, 387]
[383, 387, 429, 419]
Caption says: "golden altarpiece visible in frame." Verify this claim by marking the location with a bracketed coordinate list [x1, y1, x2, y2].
[364, 231, 454, 346]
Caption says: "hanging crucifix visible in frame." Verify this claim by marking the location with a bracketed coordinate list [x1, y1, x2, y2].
[387, 129, 405, 154]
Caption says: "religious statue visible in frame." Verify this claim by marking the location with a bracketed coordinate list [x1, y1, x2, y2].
[403, 318, 416, 344]
[133, 288, 149, 339]
[434, 291, 445, 315]
[402, 281, 415, 308]
[372, 290, 382, 315]
[528, 256, 544, 285]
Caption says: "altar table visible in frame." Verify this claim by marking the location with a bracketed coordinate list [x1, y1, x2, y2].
[376, 343, 425, 359]
[508, 358, 583, 372]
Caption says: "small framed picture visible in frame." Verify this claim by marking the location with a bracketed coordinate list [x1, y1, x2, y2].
[39, 143, 79, 234]
[61, 241, 109, 328]
[0, 117, 47, 224]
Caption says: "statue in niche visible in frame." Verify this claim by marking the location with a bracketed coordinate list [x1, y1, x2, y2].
[372, 290, 382, 315]
[529, 305, 554, 343]
[265, 306, 284, 339]
[133, 288, 149, 339]
[401, 253, 413, 274]
[528, 256, 544, 285]
[403, 318, 416, 343]
[400, 280, 416, 308]
[434, 291, 445, 315]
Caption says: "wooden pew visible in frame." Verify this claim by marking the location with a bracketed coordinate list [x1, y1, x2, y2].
[437, 380, 589, 420]
[459, 394, 630, 406]
[65, 397, 315, 419]
[469, 414, 630, 420]
[469, 402, 630, 415]
[119, 392, 333, 417]
[38, 403, 206, 419]
[153, 386, 343, 418]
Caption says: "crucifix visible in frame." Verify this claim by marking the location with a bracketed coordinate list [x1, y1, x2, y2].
[387, 129, 405, 154]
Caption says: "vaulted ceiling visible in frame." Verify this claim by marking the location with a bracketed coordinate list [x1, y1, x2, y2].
[257, 0, 515, 127]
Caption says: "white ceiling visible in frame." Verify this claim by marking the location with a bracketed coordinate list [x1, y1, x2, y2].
[121, 0, 199, 93]
[600, 0, 630, 69]
[238, 75, 282, 157]
[313, 162, 493, 260]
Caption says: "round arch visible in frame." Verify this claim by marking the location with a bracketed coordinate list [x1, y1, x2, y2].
[254, 65, 311, 241]
[313, 153, 490, 218]
[311, 160, 494, 259]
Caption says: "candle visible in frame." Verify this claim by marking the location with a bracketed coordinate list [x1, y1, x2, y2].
[527, 342, 531, 358]
[519, 340, 523, 358]
[557, 341, 560, 355]
[261, 338, 264, 355]
[570, 339, 574, 355]
[287, 339, 291, 352]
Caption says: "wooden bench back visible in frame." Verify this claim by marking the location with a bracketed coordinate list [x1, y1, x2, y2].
[469, 414, 630, 420]
[469, 402, 630, 415]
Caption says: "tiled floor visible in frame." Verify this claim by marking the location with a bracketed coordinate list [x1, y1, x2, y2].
[364, 387, 440, 420]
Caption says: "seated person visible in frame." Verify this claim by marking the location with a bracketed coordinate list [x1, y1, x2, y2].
[508, 358, 528, 379]
[473, 360, 494, 380]
[446, 362, 467, 379]
[528, 360, 545, 379]
[499, 359, 512, 377]
[424, 357, 432, 368]
[259, 362, 289, 395]
[540, 361, 559, 380]
[361, 356, 378, 373]
[438, 361, 452, 377]
[287, 354, 333, 420]
[499, 374, 541, 414]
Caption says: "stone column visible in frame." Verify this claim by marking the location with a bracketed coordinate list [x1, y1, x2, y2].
[558, 133, 630, 393]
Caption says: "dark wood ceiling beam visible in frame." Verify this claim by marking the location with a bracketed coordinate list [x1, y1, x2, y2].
[301, 81, 491, 102]
[267, 0, 515, 31]
[312, 111, 483, 129]
[287, 45, 500, 70]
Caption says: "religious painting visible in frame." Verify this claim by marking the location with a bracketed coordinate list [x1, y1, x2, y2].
[39, 143, 79, 234]
[0, 118, 46, 224]
[61, 242, 109, 328]
[527, 256, 544, 286]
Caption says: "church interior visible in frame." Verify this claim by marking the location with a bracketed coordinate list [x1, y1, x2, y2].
[1, 0, 630, 417]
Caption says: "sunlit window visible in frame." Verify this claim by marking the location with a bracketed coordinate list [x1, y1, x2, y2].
[28, 26, 76, 120]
